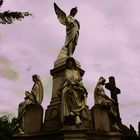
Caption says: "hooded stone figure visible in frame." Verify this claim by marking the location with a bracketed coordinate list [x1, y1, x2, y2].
[94, 77, 113, 106]
[58, 58, 87, 125]
[94, 76, 120, 131]
[18, 74, 44, 120]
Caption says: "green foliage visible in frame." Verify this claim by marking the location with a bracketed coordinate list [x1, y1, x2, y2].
[0, 11, 31, 24]
[0, 115, 20, 140]
[0, 0, 32, 24]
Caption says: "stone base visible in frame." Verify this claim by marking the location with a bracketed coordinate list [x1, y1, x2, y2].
[12, 130, 122, 140]
[54, 57, 81, 68]
[19, 104, 43, 134]
[91, 105, 110, 132]
[43, 97, 62, 130]
[87, 131, 121, 140]
[44, 102, 92, 131]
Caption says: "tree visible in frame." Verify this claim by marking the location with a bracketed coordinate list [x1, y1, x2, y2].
[0, 0, 31, 24]
[0, 115, 20, 140]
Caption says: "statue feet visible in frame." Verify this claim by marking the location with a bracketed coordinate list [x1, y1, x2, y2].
[75, 115, 82, 125]
[19, 127, 24, 134]
[70, 112, 75, 116]
[111, 123, 120, 132]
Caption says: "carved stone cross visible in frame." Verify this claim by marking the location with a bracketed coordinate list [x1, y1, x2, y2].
[105, 76, 120, 103]
[105, 76, 122, 124]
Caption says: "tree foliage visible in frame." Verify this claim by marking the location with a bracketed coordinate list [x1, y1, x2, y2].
[0, 115, 20, 140]
[0, 0, 31, 24]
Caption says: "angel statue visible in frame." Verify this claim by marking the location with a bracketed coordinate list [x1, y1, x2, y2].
[54, 3, 80, 59]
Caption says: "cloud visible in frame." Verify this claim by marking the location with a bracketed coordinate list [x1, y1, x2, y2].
[0, 56, 18, 80]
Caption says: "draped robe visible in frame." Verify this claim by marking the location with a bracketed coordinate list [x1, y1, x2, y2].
[59, 69, 87, 122]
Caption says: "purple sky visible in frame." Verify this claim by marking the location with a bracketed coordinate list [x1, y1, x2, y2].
[0, 0, 140, 131]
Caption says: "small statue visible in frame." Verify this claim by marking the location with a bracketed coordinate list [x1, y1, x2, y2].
[54, 3, 80, 59]
[18, 74, 44, 120]
[94, 76, 114, 107]
[58, 58, 87, 125]
[94, 76, 120, 131]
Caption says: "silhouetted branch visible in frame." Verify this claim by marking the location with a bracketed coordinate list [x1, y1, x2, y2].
[0, 11, 32, 24]
[0, 0, 32, 24]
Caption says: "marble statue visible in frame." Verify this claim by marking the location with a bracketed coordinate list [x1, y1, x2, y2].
[94, 76, 120, 131]
[18, 74, 44, 120]
[54, 3, 80, 59]
[58, 58, 87, 124]
[94, 76, 114, 106]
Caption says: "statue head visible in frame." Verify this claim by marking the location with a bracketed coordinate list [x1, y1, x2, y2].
[32, 74, 40, 82]
[98, 76, 106, 85]
[70, 7, 78, 17]
[66, 57, 76, 69]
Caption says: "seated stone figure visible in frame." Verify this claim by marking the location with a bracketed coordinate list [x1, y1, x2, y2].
[18, 74, 43, 118]
[18, 74, 44, 133]
[94, 76, 119, 131]
[58, 57, 88, 125]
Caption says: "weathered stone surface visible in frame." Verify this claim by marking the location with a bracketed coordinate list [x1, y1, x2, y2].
[54, 57, 81, 68]
[91, 105, 110, 132]
[19, 104, 43, 134]
[87, 131, 121, 140]
[12, 129, 122, 140]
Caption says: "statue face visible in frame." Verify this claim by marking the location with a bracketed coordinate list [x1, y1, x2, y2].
[66, 58, 76, 69]
[67, 61, 74, 69]
[99, 77, 106, 85]
[32, 75, 38, 82]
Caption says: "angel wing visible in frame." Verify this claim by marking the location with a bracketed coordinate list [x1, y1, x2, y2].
[0, 0, 3, 7]
[54, 2, 66, 25]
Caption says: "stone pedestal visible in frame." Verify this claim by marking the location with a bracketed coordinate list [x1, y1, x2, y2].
[44, 57, 89, 131]
[87, 131, 121, 140]
[12, 129, 122, 140]
[62, 127, 88, 140]
[19, 104, 43, 134]
[91, 105, 110, 132]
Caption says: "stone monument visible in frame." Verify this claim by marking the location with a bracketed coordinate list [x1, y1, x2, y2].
[12, 3, 140, 140]
[17, 74, 44, 134]
[91, 76, 120, 133]
[43, 3, 92, 131]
